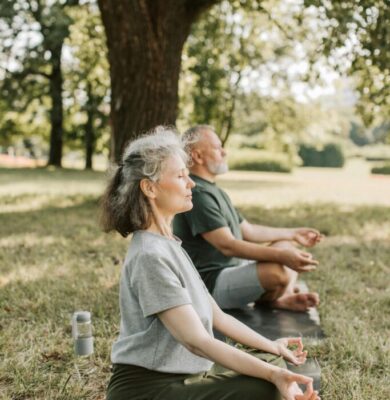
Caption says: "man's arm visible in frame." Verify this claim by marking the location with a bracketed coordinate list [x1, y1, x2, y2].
[241, 220, 324, 248]
[240, 220, 293, 243]
[201, 227, 318, 272]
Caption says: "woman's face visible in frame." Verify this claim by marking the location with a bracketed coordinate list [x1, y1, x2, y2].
[153, 153, 195, 217]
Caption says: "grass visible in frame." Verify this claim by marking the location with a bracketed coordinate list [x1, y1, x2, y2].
[0, 165, 389, 399]
[228, 148, 293, 173]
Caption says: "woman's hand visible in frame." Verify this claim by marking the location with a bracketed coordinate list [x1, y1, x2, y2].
[275, 337, 307, 366]
[271, 369, 321, 400]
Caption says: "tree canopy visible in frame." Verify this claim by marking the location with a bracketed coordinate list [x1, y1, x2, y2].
[0, 0, 388, 166]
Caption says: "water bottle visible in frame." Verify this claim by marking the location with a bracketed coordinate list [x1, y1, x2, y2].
[72, 311, 94, 378]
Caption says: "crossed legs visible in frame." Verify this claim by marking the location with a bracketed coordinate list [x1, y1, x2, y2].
[256, 240, 319, 312]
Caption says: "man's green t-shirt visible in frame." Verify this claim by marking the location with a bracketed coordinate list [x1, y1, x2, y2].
[173, 174, 244, 292]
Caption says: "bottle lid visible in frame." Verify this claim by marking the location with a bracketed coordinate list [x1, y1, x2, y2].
[75, 311, 91, 323]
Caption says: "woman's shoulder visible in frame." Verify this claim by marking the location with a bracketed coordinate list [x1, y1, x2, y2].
[125, 231, 181, 267]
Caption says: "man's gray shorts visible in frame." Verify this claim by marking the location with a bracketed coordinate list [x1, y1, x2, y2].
[211, 261, 265, 309]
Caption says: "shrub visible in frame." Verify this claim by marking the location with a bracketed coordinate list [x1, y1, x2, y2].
[298, 143, 345, 168]
[228, 149, 292, 173]
[371, 164, 390, 175]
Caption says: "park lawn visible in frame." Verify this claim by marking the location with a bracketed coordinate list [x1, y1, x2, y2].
[0, 167, 389, 399]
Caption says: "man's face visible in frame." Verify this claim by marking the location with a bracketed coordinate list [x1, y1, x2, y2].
[197, 129, 228, 175]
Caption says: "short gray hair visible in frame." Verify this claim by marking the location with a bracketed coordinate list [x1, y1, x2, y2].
[182, 124, 215, 153]
[100, 126, 187, 237]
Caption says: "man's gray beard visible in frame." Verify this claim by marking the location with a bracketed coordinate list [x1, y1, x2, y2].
[206, 160, 229, 175]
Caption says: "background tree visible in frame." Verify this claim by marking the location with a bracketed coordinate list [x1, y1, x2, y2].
[303, 0, 389, 129]
[65, 3, 110, 169]
[0, 0, 79, 167]
[97, 0, 221, 162]
[180, 0, 317, 144]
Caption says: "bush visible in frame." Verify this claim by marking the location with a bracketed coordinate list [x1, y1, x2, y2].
[371, 164, 390, 175]
[298, 143, 345, 168]
[228, 149, 292, 173]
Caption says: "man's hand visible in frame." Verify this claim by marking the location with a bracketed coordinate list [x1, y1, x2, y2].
[292, 228, 323, 248]
[279, 248, 319, 272]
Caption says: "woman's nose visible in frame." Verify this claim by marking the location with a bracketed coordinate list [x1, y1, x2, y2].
[187, 177, 196, 188]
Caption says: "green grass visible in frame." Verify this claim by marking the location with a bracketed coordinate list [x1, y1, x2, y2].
[0, 167, 389, 399]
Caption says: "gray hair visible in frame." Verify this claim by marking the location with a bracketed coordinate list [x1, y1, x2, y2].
[182, 125, 215, 150]
[100, 126, 187, 237]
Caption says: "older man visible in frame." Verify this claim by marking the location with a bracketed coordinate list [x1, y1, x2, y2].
[173, 125, 323, 311]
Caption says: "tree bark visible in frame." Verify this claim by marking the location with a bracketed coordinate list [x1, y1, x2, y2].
[47, 45, 64, 167]
[98, 0, 220, 162]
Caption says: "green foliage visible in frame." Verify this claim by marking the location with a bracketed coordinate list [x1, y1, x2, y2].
[230, 92, 352, 168]
[228, 149, 292, 172]
[303, 0, 390, 125]
[349, 122, 371, 147]
[0, 1, 110, 166]
[371, 164, 390, 175]
[64, 4, 110, 159]
[298, 143, 345, 168]
[349, 120, 390, 147]
[179, 0, 310, 143]
[0, 0, 81, 165]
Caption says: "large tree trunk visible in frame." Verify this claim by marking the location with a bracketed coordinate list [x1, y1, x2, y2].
[47, 46, 64, 167]
[98, 0, 220, 163]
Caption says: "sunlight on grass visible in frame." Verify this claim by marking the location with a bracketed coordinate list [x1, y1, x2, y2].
[0, 233, 59, 248]
[218, 160, 390, 207]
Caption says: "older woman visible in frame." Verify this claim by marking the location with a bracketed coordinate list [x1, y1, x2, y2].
[101, 127, 320, 400]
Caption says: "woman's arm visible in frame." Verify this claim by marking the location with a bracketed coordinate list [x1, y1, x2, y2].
[158, 304, 318, 400]
[211, 294, 279, 354]
[209, 295, 307, 365]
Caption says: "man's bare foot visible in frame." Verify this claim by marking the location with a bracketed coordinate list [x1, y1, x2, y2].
[271, 292, 320, 312]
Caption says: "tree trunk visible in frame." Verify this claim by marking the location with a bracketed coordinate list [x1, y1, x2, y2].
[85, 84, 95, 170]
[85, 111, 94, 170]
[47, 46, 64, 167]
[98, 0, 220, 163]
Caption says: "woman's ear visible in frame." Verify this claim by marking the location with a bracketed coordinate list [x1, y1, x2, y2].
[140, 179, 157, 199]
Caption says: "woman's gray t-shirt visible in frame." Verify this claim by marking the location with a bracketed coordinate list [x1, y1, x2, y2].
[111, 230, 214, 374]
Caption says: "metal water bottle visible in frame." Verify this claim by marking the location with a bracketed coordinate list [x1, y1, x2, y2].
[72, 311, 94, 356]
